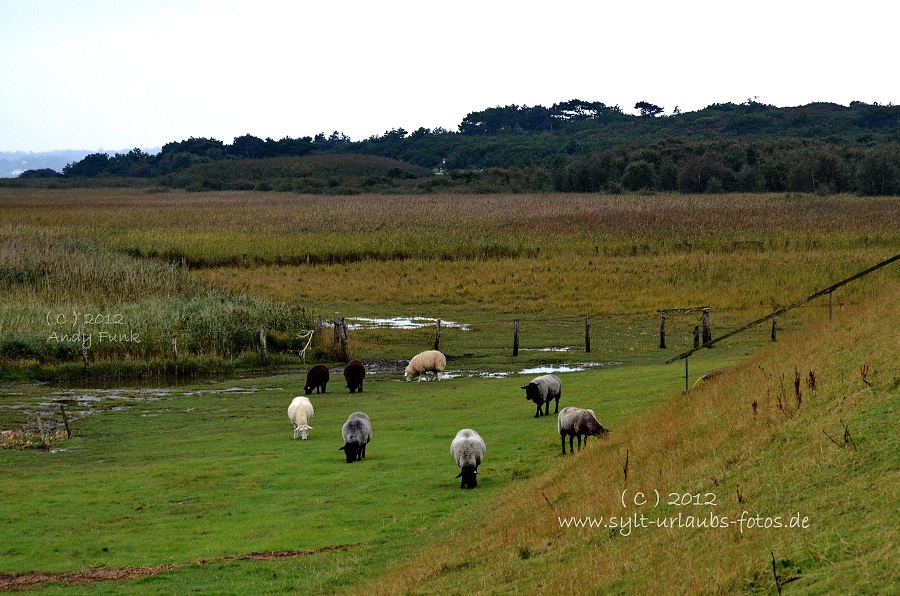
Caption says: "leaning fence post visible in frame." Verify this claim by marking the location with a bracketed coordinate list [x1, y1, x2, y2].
[513, 319, 520, 357]
[828, 291, 834, 320]
[59, 404, 71, 438]
[684, 355, 690, 392]
[434, 319, 442, 351]
[771, 306, 778, 341]
[585, 317, 591, 353]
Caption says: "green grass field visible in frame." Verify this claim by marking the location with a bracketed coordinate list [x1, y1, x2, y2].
[0, 189, 898, 592]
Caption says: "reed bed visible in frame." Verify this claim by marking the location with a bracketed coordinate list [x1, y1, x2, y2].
[0, 189, 897, 375]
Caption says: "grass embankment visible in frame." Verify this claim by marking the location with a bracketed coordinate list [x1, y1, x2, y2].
[354, 281, 900, 594]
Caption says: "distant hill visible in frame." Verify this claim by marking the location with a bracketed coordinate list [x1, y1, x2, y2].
[2, 101, 897, 194]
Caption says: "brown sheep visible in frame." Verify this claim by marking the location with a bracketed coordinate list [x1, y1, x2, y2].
[343, 359, 366, 393]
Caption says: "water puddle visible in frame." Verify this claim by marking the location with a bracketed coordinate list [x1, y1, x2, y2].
[520, 362, 622, 375]
[346, 316, 470, 331]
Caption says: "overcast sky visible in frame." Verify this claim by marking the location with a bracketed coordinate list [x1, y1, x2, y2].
[1, 0, 896, 153]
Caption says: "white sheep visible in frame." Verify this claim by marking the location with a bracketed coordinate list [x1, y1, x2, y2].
[522, 373, 562, 418]
[339, 411, 372, 463]
[557, 406, 610, 454]
[404, 350, 447, 381]
[450, 429, 486, 489]
[287, 396, 314, 440]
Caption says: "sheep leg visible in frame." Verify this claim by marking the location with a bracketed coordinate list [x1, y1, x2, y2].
[569, 435, 575, 454]
[543, 400, 550, 416]
[577, 435, 583, 450]
[534, 403, 542, 418]
[553, 396, 560, 414]
[561, 435, 566, 455]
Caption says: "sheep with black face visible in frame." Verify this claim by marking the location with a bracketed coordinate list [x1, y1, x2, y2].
[522, 374, 561, 418]
[557, 406, 610, 454]
[339, 411, 372, 463]
[450, 429, 486, 489]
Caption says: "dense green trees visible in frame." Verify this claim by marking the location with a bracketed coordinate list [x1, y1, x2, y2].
[23, 99, 899, 196]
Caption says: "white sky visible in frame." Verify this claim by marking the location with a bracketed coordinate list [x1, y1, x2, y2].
[1, 0, 896, 153]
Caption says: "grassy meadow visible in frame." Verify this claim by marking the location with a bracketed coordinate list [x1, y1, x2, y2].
[0, 187, 898, 592]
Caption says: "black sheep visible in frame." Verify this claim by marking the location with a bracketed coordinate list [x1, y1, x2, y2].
[304, 364, 330, 395]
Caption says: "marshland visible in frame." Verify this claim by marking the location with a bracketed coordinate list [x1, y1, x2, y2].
[1, 188, 898, 593]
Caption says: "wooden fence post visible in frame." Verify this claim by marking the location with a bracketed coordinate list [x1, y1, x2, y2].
[771, 306, 778, 341]
[81, 333, 89, 373]
[333, 317, 348, 360]
[59, 404, 71, 438]
[259, 327, 268, 365]
[434, 319, 442, 351]
[828, 290, 834, 320]
[36, 414, 49, 448]
[585, 317, 591, 353]
[659, 311, 666, 349]
[513, 319, 520, 357]
[693, 325, 700, 348]
[702, 308, 712, 345]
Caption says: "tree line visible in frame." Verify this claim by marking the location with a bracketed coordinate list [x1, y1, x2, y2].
[12, 99, 900, 195]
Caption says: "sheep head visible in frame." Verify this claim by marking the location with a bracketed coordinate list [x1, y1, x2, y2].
[294, 424, 313, 440]
[456, 466, 478, 489]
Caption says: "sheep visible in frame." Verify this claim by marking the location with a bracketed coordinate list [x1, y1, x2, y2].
[450, 428, 486, 489]
[404, 350, 446, 381]
[522, 374, 562, 418]
[304, 364, 330, 395]
[339, 411, 372, 463]
[557, 406, 610, 454]
[343, 359, 366, 393]
[287, 396, 314, 440]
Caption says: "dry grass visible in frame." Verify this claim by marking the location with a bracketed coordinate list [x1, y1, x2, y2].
[349, 280, 900, 594]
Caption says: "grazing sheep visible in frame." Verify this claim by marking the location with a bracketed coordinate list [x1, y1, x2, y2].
[287, 396, 314, 440]
[557, 406, 610, 454]
[522, 374, 562, 418]
[343, 359, 366, 393]
[304, 364, 330, 395]
[404, 350, 446, 381]
[450, 429, 486, 489]
[339, 411, 372, 463]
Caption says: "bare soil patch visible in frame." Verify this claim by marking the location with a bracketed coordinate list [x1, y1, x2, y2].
[0, 544, 355, 591]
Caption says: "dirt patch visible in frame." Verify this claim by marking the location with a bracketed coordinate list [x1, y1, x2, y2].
[0, 543, 356, 591]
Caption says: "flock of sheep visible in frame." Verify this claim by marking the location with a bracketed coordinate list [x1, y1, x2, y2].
[287, 349, 610, 488]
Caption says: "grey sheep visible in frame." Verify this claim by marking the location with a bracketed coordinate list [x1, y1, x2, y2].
[339, 411, 372, 463]
[450, 429, 486, 489]
[522, 374, 562, 418]
[304, 364, 330, 395]
[557, 406, 610, 454]
[343, 359, 366, 393]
